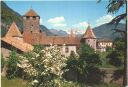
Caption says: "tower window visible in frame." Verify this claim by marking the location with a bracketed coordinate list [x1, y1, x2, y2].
[30, 25, 33, 29]
[26, 16, 30, 19]
[33, 16, 36, 20]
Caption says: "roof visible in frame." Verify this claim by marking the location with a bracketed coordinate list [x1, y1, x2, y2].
[24, 9, 39, 17]
[83, 25, 96, 39]
[41, 35, 80, 46]
[6, 22, 22, 37]
[97, 38, 113, 42]
[1, 22, 34, 52]
[1, 37, 34, 52]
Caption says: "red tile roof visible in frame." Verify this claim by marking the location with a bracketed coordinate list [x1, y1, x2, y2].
[83, 25, 96, 39]
[40, 35, 80, 46]
[6, 22, 22, 37]
[2, 22, 34, 52]
[1, 37, 34, 52]
[24, 9, 39, 16]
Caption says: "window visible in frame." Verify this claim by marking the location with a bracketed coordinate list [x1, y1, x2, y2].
[30, 25, 33, 29]
[65, 46, 69, 53]
[33, 16, 36, 20]
[26, 16, 30, 19]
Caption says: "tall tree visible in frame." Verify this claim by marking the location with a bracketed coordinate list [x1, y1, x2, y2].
[98, 0, 127, 86]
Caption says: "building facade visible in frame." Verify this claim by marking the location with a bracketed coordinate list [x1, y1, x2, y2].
[22, 9, 113, 55]
[97, 39, 113, 52]
[2, 8, 113, 57]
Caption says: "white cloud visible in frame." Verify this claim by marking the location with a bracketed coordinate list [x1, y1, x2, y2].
[48, 16, 67, 28]
[96, 15, 114, 26]
[40, 18, 43, 25]
[71, 21, 89, 34]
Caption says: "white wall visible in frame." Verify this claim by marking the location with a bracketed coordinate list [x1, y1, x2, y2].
[61, 45, 77, 57]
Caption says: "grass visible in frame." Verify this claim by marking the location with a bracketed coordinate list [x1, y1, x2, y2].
[1, 76, 120, 87]
[1, 77, 28, 87]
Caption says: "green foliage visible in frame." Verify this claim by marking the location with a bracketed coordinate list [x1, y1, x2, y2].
[33, 45, 44, 53]
[1, 54, 5, 71]
[107, 38, 125, 67]
[65, 43, 104, 86]
[106, 38, 125, 85]
[78, 44, 94, 57]
[107, 0, 126, 14]
[1, 1, 23, 37]
[6, 51, 20, 79]
[98, 52, 114, 68]
[18, 45, 67, 87]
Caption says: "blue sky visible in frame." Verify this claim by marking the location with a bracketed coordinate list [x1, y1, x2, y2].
[5, 1, 126, 34]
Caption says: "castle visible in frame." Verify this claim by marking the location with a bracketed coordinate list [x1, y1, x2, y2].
[1, 9, 113, 57]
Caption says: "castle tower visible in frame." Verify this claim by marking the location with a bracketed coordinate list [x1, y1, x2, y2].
[83, 25, 96, 51]
[23, 8, 41, 44]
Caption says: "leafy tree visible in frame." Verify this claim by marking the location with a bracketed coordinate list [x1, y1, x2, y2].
[6, 51, 20, 79]
[98, 0, 126, 85]
[33, 45, 44, 53]
[78, 44, 103, 85]
[65, 44, 104, 86]
[98, 0, 126, 26]
[107, 38, 125, 85]
[17, 45, 67, 87]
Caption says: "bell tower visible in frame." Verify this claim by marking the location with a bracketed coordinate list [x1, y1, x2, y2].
[23, 8, 41, 44]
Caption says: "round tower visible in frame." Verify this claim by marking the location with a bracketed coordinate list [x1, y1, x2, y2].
[83, 25, 97, 51]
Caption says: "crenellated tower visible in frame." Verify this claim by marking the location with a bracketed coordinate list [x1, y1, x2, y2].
[23, 8, 41, 44]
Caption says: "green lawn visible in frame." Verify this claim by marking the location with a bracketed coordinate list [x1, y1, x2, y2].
[1, 77, 28, 87]
[1, 77, 120, 87]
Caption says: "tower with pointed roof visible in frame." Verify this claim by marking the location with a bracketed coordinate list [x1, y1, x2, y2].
[83, 25, 97, 51]
[23, 8, 41, 44]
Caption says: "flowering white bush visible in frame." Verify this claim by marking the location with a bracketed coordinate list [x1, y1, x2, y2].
[17, 45, 68, 86]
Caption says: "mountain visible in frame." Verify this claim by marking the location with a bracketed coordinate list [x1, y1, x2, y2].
[49, 29, 68, 36]
[1, 1, 54, 37]
[40, 25, 54, 36]
[1, 1, 125, 39]
[1, 1, 23, 37]
[93, 23, 125, 40]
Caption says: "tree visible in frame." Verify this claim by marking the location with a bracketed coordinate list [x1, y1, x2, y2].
[107, 38, 125, 84]
[6, 51, 20, 79]
[1, 54, 5, 71]
[98, 0, 127, 86]
[64, 44, 104, 86]
[78, 44, 103, 85]
[17, 45, 67, 87]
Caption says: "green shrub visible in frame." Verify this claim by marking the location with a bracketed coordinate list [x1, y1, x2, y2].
[6, 51, 20, 79]
[1, 54, 5, 71]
